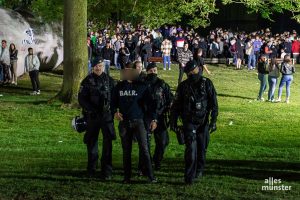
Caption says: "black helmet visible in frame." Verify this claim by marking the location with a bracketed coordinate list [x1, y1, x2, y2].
[71, 116, 87, 133]
[184, 60, 198, 74]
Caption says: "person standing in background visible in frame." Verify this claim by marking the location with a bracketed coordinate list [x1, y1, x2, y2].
[267, 58, 280, 102]
[25, 48, 41, 95]
[177, 42, 193, 84]
[194, 48, 211, 76]
[140, 37, 152, 69]
[276, 55, 295, 104]
[9, 43, 18, 85]
[161, 37, 172, 70]
[101, 41, 114, 76]
[257, 55, 269, 101]
[253, 35, 263, 65]
[246, 38, 256, 70]
[118, 42, 130, 69]
[0, 40, 11, 84]
[292, 36, 300, 64]
[236, 35, 245, 70]
[113, 34, 123, 69]
[87, 38, 93, 73]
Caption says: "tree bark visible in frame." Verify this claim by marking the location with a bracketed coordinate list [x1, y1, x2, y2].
[58, 0, 87, 104]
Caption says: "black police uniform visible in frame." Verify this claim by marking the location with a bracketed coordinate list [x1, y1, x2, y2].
[137, 71, 147, 82]
[170, 61, 218, 184]
[78, 72, 116, 178]
[143, 73, 174, 170]
[111, 79, 157, 183]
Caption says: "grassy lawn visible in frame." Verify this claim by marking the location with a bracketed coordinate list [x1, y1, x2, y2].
[0, 64, 299, 200]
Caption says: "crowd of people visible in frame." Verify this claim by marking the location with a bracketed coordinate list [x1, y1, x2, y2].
[87, 22, 298, 103]
[0, 40, 19, 85]
[257, 55, 295, 103]
[87, 22, 300, 72]
[0, 40, 41, 95]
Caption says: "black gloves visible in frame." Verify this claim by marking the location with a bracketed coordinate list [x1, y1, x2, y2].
[209, 122, 217, 133]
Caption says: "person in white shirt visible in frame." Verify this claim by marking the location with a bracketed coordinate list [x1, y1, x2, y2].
[0, 40, 11, 84]
[25, 48, 41, 95]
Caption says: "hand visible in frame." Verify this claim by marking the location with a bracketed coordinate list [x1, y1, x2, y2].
[209, 123, 217, 134]
[181, 63, 185, 67]
[150, 121, 157, 131]
[114, 112, 123, 121]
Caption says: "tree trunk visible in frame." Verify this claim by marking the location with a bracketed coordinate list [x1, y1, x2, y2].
[58, 0, 87, 104]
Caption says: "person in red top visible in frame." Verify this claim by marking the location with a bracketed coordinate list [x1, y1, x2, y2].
[292, 37, 300, 64]
[264, 41, 273, 58]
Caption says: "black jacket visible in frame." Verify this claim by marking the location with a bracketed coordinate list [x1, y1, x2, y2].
[145, 76, 174, 116]
[141, 42, 152, 56]
[171, 76, 218, 125]
[78, 73, 115, 120]
[10, 49, 18, 61]
[125, 38, 136, 53]
[101, 47, 114, 61]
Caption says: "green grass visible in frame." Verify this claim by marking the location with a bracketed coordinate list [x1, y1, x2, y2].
[0, 64, 299, 200]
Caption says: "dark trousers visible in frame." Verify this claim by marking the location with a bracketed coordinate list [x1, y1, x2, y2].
[119, 119, 154, 181]
[29, 70, 40, 92]
[153, 126, 169, 167]
[254, 51, 260, 66]
[0, 62, 3, 82]
[142, 54, 149, 69]
[139, 117, 169, 170]
[84, 116, 113, 176]
[2, 63, 10, 83]
[183, 122, 210, 183]
[178, 65, 185, 85]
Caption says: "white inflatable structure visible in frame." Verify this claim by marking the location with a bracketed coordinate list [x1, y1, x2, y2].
[0, 8, 63, 76]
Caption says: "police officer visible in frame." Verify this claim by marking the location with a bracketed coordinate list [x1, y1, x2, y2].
[170, 60, 218, 184]
[78, 60, 116, 179]
[111, 63, 158, 184]
[143, 63, 174, 170]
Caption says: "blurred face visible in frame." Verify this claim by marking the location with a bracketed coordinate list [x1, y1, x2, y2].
[198, 51, 203, 57]
[28, 49, 33, 55]
[121, 43, 125, 48]
[93, 63, 104, 76]
[147, 67, 157, 75]
[121, 68, 138, 81]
